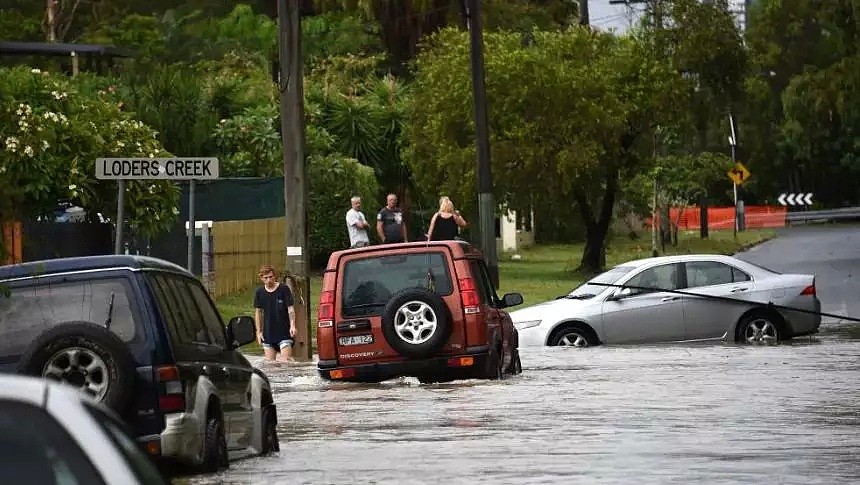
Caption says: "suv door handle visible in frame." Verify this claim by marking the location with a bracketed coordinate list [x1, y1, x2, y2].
[730, 287, 748, 293]
[661, 296, 680, 302]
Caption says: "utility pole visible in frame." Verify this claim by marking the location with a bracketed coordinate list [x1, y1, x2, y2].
[277, 0, 312, 361]
[463, 0, 499, 288]
[580, 0, 590, 25]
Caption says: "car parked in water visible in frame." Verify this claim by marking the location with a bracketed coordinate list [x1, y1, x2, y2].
[316, 240, 524, 383]
[0, 255, 279, 472]
[0, 374, 168, 485]
[509, 254, 820, 347]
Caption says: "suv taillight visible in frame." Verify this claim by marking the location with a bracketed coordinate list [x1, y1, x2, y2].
[459, 278, 480, 314]
[800, 282, 816, 296]
[156, 365, 185, 412]
[318, 290, 334, 327]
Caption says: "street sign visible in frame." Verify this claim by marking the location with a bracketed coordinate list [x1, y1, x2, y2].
[95, 158, 219, 180]
[727, 162, 751, 185]
[778, 192, 813, 206]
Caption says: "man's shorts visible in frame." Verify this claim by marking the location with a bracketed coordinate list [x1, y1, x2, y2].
[262, 339, 294, 351]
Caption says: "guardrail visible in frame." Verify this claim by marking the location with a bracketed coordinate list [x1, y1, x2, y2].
[785, 207, 860, 223]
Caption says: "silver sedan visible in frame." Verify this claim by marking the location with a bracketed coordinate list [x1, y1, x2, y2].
[510, 254, 821, 347]
[0, 375, 168, 484]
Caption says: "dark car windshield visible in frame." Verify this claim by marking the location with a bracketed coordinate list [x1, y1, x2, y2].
[341, 252, 453, 317]
[567, 266, 634, 298]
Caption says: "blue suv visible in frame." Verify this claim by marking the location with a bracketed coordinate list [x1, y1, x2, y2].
[0, 255, 278, 472]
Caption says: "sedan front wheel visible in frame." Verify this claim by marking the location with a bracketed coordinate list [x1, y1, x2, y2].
[549, 325, 596, 347]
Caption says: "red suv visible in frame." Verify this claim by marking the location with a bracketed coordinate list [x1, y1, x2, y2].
[316, 241, 524, 383]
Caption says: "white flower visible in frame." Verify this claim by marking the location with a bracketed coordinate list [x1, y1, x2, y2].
[42, 140, 49, 150]
[4, 136, 19, 152]
[15, 108, 23, 116]
[172, 207, 179, 216]
[18, 120, 28, 131]
[58, 113, 68, 124]
[148, 185, 155, 194]
[43, 112, 60, 122]
[69, 184, 78, 190]
[147, 152, 155, 158]
[220, 119, 227, 124]
[31, 68, 41, 74]
[116, 141, 125, 148]
[23, 146, 34, 157]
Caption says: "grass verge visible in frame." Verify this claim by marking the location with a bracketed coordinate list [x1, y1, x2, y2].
[215, 229, 775, 354]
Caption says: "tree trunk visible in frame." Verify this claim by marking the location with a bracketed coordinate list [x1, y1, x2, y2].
[575, 170, 618, 274]
[45, 0, 57, 42]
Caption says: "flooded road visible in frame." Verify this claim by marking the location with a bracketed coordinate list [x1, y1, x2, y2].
[181, 228, 860, 484]
[180, 324, 860, 485]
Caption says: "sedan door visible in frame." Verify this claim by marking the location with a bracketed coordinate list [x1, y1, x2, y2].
[681, 261, 754, 340]
[600, 263, 686, 344]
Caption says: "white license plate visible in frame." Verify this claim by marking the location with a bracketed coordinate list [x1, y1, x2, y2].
[338, 334, 374, 346]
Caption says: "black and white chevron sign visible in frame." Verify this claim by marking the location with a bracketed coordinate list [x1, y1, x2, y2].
[778, 193, 813, 206]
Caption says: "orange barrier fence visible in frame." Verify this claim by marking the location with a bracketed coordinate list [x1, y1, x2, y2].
[649, 205, 787, 230]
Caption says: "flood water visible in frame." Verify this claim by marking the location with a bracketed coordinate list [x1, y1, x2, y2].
[179, 323, 860, 485]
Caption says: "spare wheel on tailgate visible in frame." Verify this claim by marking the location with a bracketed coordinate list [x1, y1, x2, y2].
[381, 288, 451, 358]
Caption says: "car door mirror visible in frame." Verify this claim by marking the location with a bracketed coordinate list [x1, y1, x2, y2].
[500, 292, 523, 308]
[227, 316, 256, 349]
[610, 287, 635, 301]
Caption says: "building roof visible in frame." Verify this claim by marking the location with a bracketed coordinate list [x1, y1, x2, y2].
[0, 41, 133, 58]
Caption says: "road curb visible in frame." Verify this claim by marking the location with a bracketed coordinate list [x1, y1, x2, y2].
[732, 235, 776, 255]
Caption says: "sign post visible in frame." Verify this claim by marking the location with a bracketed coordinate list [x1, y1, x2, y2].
[726, 160, 751, 234]
[96, 157, 219, 270]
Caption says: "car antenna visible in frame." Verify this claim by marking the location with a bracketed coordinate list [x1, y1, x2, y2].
[419, 194, 436, 292]
[104, 291, 115, 330]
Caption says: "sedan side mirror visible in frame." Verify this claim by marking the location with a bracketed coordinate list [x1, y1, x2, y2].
[500, 292, 524, 308]
[609, 287, 635, 301]
[227, 316, 256, 349]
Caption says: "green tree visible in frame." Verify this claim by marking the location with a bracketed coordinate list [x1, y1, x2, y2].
[0, 67, 179, 240]
[407, 28, 687, 271]
[743, 0, 859, 205]
[123, 66, 219, 157]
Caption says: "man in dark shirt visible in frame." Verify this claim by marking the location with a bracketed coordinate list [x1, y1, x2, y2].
[376, 193, 408, 244]
[253, 264, 296, 362]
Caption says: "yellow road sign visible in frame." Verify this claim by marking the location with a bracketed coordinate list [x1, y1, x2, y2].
[727, 162, 751, 185]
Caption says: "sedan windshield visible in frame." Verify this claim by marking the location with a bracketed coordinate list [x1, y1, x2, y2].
[567, 266, 634, 298]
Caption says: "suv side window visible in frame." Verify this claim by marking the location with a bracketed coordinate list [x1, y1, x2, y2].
[185, 280, 226, 347]
[148, 274, 214, 346]
[163, 276, 215, 345]
[469, 260, 497, 306]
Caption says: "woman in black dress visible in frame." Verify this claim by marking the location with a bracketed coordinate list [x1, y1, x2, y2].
[427, 196, 468, 241]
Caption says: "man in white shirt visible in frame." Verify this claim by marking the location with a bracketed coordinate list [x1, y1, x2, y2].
[346, 196, 371, 248]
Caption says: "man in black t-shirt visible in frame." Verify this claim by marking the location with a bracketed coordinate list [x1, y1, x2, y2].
[376, 193, 408, 244]
[253, 264, 296, 362]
